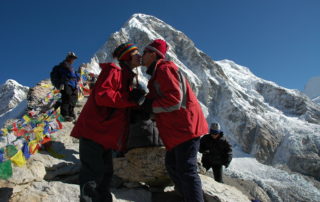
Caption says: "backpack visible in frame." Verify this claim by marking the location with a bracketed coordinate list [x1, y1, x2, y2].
[50, 64, 63, 89]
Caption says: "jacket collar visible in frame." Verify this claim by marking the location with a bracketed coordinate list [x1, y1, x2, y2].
[147, 59, 163, 78]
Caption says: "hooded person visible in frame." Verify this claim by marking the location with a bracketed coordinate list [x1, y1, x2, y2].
[137, 39, 208, 202]
[70, 43, 141, 202]
[199, 122, 233, 183]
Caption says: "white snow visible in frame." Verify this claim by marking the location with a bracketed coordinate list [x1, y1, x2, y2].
[304, 76, 320, 99]
[0, 79, 29, 127]
[226, 148, 320, 201]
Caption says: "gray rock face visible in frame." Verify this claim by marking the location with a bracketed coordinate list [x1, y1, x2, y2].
[200, 175, 250, 202]
[256, 82, 320, 124]
[288, 154, 320, 180]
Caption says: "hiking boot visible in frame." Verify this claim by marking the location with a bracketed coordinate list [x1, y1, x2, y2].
[80, 181, 101, 202]
[70, 113, 76, 119]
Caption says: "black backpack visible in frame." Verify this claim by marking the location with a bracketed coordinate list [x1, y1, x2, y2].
[50, 64, 63, 89]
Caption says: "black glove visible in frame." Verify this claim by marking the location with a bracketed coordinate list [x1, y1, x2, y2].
[129, 88, 146, 103]
[141, 98, 153, 114]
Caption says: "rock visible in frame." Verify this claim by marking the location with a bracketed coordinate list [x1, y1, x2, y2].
[9, 181, 79, 202]
[113, 147, 171, 186]
[223, 175, 271, 202]
[4, 159, 46, 185]
[288, 154, 320, 180]
[27, 79, 54, 113]
[200, 174, 250, 202]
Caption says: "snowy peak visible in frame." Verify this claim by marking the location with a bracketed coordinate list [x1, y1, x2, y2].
[304, 76, 320, 105]
[88, 14, 320, 187]
[0, 79, 29, 115]
[304, 76, 320, 99]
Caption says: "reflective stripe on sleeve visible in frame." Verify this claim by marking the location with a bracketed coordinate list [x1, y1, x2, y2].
[153, 70, 188, 113]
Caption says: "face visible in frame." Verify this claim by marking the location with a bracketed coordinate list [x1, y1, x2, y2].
[211, 133, 219, 139]
[142, 50, 156, 67]
[128, 50, 141, 68]
[67, 58, 76, 64]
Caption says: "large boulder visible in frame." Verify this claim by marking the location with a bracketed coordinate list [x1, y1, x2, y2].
[113, 147, 171, 186]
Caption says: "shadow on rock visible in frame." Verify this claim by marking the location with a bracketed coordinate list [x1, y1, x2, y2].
[151, 190, 184, 202]
[0, 187, 13, 202]
[40, 141, 79, 164]
[40, 141, 80, 184]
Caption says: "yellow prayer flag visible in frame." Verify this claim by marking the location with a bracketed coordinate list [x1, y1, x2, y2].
[40, 83, 52, 88]
[23, 115, 31, 123]
[28, 140, 39, 154]
[1, 128, 8, 135]
[10, 150, 26, 167]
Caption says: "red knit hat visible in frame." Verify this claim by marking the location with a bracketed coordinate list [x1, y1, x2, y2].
[145, 39, 168, 59]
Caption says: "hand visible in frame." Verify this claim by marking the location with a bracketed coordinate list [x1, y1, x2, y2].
[203, 150, 210, 154]
[141, 98, 153, 114]
[129, 88, 146, 103]
[59, 84, 65, 90]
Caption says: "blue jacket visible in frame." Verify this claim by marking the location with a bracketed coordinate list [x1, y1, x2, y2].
[59, 61, 80, 89]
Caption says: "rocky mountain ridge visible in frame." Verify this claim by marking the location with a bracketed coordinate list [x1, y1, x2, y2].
[0, 80, 29, 127]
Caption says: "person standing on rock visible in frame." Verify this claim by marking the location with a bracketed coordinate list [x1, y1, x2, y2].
[70, 43, 143, 202]
[199, 122, 232, 183]
[137, 39, 208, 202]
[54, 52, 80, 122]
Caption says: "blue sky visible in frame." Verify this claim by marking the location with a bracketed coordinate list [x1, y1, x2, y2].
[0, 0, 319, 91]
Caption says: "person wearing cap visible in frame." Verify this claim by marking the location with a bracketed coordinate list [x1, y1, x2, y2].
[70, 43, 141, 202]
[199, 122, 233, 183]
[140, 39, 208, 202]
[57, 52, 80, 121]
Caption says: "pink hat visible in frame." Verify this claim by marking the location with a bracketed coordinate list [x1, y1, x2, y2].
[145, 39, 168, 59]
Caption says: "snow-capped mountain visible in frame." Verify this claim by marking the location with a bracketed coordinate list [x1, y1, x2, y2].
[87, 14, 320, 201]
[0, 79, 29, 127]
[304, 76, 320, 104]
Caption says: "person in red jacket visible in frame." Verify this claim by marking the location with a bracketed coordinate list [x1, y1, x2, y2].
[70, 43, 141, 202]
[141, 39, 208, 202]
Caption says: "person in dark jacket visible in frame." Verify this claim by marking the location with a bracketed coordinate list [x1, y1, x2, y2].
[58, 52, 80, 121]
[138, 39, 208, 202]
[199, 122, 232, 183]
[70, 43, 141, 202]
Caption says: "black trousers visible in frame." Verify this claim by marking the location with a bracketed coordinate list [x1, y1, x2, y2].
[79, 138, 113, 202]
[165, 137, 204, 202]
[61, 85, 78, 117]
[211, 164, 223, 183]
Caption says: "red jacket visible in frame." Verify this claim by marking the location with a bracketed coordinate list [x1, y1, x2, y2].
[147, 60, 208, 150]
[70, 63, 136, 151]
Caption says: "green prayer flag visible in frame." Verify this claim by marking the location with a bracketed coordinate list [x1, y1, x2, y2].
[0, 160, 13, 179]
[6, 145, 18, 158]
